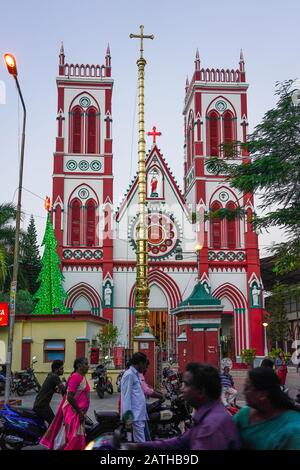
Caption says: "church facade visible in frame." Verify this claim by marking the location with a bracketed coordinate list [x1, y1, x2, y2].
[51, 45, 265, 363]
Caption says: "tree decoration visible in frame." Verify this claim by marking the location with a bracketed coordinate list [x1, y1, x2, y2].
[33, 212, 68, 314]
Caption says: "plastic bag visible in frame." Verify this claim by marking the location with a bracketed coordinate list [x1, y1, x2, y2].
[53, 424, 66, 450]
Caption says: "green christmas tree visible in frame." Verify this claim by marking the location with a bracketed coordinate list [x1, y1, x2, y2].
[22, 215, 41, 294]
[33, 212, 68, 314]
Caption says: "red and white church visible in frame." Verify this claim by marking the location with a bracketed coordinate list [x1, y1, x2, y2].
[51, 44, 265, 365]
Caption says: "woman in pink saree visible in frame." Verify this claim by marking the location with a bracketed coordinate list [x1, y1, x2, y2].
[40, 357, 90, 450]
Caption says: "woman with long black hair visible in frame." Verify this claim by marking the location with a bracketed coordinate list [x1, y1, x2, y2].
[234, 367, 300, 449]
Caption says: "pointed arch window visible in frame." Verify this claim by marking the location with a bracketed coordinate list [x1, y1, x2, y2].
[87, 107, 97, 154]
[211, 201, 222, 248]
[71, 106, 83, 153]
[186, 112, 194, 168]
[208, 111, 220, 157]
[86, 199, 96, 247]
[71, 199, 81, 246]
[226, 201, 237, 249]
[223, 110, 235, 157]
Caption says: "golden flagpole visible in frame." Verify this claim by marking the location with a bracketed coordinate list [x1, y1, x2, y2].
[130, 25, 154, 336]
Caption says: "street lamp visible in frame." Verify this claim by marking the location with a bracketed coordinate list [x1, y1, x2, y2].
[195, 243, 203, 280]
[262, 322, 269, 357]
[3, 53, 26, 403]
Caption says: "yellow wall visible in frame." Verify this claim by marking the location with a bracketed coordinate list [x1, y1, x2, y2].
[0, 320, 122, 391]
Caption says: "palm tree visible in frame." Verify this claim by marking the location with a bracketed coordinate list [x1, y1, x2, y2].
[0, 203, 18, 290]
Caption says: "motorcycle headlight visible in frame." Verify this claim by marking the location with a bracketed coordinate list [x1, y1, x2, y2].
[85, 440, 95, 450]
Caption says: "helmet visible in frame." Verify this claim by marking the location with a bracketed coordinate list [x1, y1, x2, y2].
[85, 434, 115, 451]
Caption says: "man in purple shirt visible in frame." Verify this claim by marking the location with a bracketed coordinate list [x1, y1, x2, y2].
[128, 363, 240, 451]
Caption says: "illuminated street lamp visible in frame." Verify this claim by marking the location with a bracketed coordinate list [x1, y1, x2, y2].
[3, 53, 26, 403]
[195, 243, 203, 280]
[262, 322, 269, 357]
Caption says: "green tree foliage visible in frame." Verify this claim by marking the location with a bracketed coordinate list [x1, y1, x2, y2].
[33, 213, 67, 314]
[268, 283, 290, 346]
[206, 80, 300, 274]
[0, 289, 34, 314]
[22, 215, 41, 294]
[97, 323, 119, 358]
[0, 203, 17, 290]
[0, 203, 28, 292]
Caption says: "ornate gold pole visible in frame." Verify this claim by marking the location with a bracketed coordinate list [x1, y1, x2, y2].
[130, 25, 154, 336]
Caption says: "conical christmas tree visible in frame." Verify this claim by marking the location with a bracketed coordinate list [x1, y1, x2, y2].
[33, 213, 68, 314]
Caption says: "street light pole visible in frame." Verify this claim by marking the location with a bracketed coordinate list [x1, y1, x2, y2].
[262, 322, 268, 357]
[3, 54, 26, 403]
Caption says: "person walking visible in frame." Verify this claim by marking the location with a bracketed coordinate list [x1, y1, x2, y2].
[275, 351, 288, 391]
[220, 366, 238, 406]
[233, 367, 300, 449]
[127, 363, 240, 450]
[33, 360, 65, 425]
[120, 352, 148, 443]
[40, 357, 90, 450]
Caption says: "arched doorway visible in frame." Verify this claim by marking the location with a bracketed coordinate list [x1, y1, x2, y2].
[149, 284, 168, 361]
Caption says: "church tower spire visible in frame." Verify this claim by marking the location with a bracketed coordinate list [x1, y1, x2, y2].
[59, 42, 65, 75]
[195, 48, 200, 71]
[239, 48, 246, 82]
[105, 43, 111, 77]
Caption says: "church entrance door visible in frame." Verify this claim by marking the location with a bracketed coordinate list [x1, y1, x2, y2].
[220, 314, 235, 361]
[150, 310, 168, 361]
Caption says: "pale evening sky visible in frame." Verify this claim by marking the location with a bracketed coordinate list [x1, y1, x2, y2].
[0, 0, 299, 257]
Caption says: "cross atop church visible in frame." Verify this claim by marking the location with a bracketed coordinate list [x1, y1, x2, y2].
[147, 126, 162, 144]
[129, 25, 154, 59]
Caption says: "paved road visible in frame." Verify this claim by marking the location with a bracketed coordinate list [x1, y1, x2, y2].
[2, 367, 299, 450]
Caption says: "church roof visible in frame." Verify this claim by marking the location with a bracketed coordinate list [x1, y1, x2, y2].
[116, 144, 189, 222]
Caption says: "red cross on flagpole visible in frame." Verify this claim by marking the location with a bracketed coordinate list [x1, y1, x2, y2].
[147, 126, 161, 144]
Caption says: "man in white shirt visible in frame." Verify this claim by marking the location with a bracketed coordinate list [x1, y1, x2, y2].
[120, 352, 148, 442]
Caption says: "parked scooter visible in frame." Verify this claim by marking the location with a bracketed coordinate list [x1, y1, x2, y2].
[92, 358, 113, 399]
[14, 357, 41, 396]
[0, 404, 47, 450]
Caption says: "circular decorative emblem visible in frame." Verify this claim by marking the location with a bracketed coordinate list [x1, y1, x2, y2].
[219, 191, 229, 202]
[221, 357, 233, 370]
[66, 160, 77, 171]
[74, 250, 83, 259]
[227, 252, 236, 262]
[208, 251, 216, 261]
[78, 188, 89, 199]
[79, 97, 91, 108]
[79, 160, 89, 171]
[94, 250, 103, 260]
[129, 210, 182, 260]
[63, 249, 72, 259]
[90, 160, 102, 171]
[216, 251, 226, 261]
[83, 250, 93, 260]
[205, 162, 216, 174]
[236, 252, 246, 261]
[215, 100, 227, 112]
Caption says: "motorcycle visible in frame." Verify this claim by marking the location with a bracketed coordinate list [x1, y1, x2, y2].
[0, 404, 47, 450]
[85, 395, 192, 450]
[162, 365, 182, 395]
[0, 397, 119, 450]
[92, 362, 113, 399]
[14, 357, 41, 396]
[147, 395, 192, 439]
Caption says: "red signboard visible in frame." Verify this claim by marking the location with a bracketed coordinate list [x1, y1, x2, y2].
[0, 303, 9, 327]
[114, 346, 125, 369]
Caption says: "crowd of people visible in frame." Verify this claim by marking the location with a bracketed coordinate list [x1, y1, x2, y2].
[31, 350, 300, 451]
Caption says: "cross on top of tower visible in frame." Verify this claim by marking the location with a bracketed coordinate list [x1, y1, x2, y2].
[147, 126, 162, 144]
[129, 25, 154, 59]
